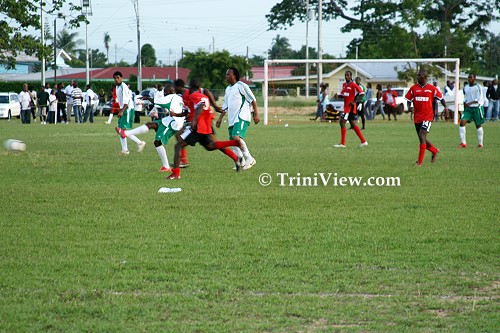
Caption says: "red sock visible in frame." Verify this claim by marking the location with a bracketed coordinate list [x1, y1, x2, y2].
[181, 148, 188, 163]
[353, 125, 366, 143]
[214, 140, 238, 149]
[426, 143, 437, 154]
[341, 128, 347, 145]
[418, 144, 426, 164]
[220, 148, 238, 161]
[172, 167, 180, 176]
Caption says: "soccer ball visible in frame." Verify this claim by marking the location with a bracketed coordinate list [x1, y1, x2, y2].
[4, 139, 26, 152]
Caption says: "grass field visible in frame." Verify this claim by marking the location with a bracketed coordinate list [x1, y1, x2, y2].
[0, 113, 498, 332]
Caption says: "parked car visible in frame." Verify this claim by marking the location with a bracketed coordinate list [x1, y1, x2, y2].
[0, 92, 21, 119]
[269, 88, 289, 97]
[101, 101, 113, 117]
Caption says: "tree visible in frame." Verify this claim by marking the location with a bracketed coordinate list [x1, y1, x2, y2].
[104, 32, 111, 65]
[140, 43, 157, 67]
[56, 29, 84, 57]
[179, 50, 251, 89]
[0, 0, 85, 68]
[76, 49, 107, 68]
[268, 34, 294, 59]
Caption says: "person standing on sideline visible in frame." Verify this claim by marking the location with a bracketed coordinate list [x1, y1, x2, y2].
[28, 85, 37, 122]
[56, 83, 68, 123]
[113, 71, 145, 155]
[311, 83, 328, 121]
[486, 78, 499, 121]
[459, 73, 485, 148]
[37, 85, 49, 124]
[405, 69, 448, 166]
[48, 89, 58, 124]
[333, 70, 368, 148]
[83, 84, 95, 123]
[372, 83, 385, 120]
[382, 84, 398, 121]
[354, 77, 366, 129]
[217, 67, 260, 170]
[481, 81, 490, 121]
[19, 83, 32, 124]
[364, 83, 373, 120]
[71, 82, 83, 123]
[444, 80, 455, 96]
[64, 80, 74, 124]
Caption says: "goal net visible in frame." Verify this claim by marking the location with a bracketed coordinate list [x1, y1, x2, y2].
[262, 58, 461, 125]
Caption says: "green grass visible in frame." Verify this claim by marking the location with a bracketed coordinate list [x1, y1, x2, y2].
[0, 115, 498, 332]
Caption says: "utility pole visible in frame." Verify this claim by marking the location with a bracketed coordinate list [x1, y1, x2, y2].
[317, 0, 323, 98]
[41, 3, 45, 86]
[82, 0, 90, 85]
[134, 0, 142, 91]
[305, 0, 310, 98]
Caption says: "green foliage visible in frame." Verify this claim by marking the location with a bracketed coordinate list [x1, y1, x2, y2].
[140, 43, 157, 67]
[179, 49, 251, 89]
[0, 119, 498, 331]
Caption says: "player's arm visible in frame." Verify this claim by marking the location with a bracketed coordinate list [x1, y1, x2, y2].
[191, 101, 205, 130]
[203, 88, 222, 113]
[251, 100, 260, 124]
[215, 108, 226, 128]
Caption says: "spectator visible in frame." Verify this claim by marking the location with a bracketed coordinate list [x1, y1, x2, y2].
[444, 80, 455, 96]
[372, 84, 385, 120]
[486, 78, 499, 121]
[48, 89, 58, 124]
[64, 80, 74, 124]
[134, 90, 143, 123]
[97, 88, 106, 116]
[354, 77, 366, 129]
[37, 85, 49, 124]
[19, 83, 32, 124]
[56, 83, 68, 123]
[364, 83, 373, 120]
[310, 83, 328, 121]
[71, 81, 83, 123]
[433, 81, 442, 121]
[382, 84, 398, 120]
[28, 85, 37, 122]
[482, 81, 490, 121]
[83, 84, 95, 123]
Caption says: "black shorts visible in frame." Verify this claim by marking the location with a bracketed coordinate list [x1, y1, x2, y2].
[340, 112, 357, 121]
[181, 126, 215, 147]
[415, 121, 432, 134]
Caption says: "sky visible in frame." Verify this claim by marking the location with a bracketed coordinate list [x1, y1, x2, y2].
[69, 0, 357, 65]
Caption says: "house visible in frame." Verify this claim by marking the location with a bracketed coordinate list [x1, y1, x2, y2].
[0, 52, 41, 75]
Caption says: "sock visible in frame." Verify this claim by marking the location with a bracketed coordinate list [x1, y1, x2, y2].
[172, 167, 180, 177]
[120, 137, 128, 152]
[477, 127, 483, 145]
[125, 124, 149, 136]
[353, 125, 366, 143]
[341, 127, 347, 145]
[156, 146, 169, 168]
[426, 143, 438, 154]
[127, 134, 142, 145]
[214, 140, 239, 149]
[418, 143, 426, 164]
[459, 126, 466, 144]
[107, 114, 113, 123]
[220, 148, 238, 162]
[239, 139, 253, 161]
[181, 148, 188, 163]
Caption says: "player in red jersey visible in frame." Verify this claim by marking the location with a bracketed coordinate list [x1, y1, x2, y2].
[405, 69, 448, 166]
[174, 79, 222, 168]
[333, 71, 368, 148]
[167, 79, 242, 180]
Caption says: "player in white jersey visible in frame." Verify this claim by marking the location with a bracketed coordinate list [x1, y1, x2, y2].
[117, 83, 187, 171]
[459, 73, 485, 148]
[217, 67, 260, 170]
[113, 71, 146, 155]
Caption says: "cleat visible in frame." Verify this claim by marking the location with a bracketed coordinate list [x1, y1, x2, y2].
[159, 166, 172, 172]
[104, 121, 110, 124]
[235, 157, 243, 172]
[431, 148, 440, 163]
[334, 144, 347, 148]
[120, 150, 129, 155]
[179, 161, 189, 168]
[359, 141, 368, 148]
[243, 158, 256, 170]
[137, 141, 146, 152]
[415, 161, 422, 167]
[115, 126, 127, 138]
[165, 173, 181, 180]
[458, 143, 467, 148]
[477, 144, 483, 148]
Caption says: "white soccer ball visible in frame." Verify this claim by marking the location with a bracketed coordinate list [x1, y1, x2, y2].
[4, 139, 27, 152]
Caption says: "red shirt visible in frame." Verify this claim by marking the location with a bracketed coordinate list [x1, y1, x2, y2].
[405, 83, 443, 123]
[340, 81, 363, 114]
[382, 90, 398, 107]
[183, 88, 204, 121]
[189, 91, 213, 134]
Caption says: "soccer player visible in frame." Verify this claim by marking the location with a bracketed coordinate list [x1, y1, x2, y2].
[166, 78, 243, 180]
[113, 71, 146, 155]
[459, 73, 485, 148]
[217, 67, 260, 170]
[334, 71, 368, 148]
[405, 69, 448, 166]
[354, 77, 367, 130]
[117, 83, 186, 171]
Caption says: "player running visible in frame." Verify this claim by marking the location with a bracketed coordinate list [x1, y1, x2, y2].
[166, 78, 243, 180]
[405, 69, 448, 166]
[334, 71, 368, 148]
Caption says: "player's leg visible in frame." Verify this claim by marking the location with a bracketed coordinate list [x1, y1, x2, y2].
[154, 122, 175, 171]
[349, 113, 367, 146]
[458, 108, 473, 148]
[335, 113, 348, 147]
[472, 107, 485, 147]
[231, 120, 255, 169]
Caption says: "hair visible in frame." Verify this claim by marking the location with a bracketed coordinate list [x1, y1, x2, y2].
[367, 83, 372, 88]
[174, 79, 185, 88]
[468, 73, 476, 78]
[74, 81, 78, 87]
[229, 67, 240, 81]
[135, 90, 140, 95]
[86, 84, 90, 89]
[113, 71, 123, 78]
[376, 84, 382, 90]
[345, 70, 352, 76]
[189, 78, 201, 90]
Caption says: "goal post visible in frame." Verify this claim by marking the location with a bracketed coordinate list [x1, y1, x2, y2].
[263, 58, 461, 125]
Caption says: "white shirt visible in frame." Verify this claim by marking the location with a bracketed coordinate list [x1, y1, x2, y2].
[464, 84, 484, 107]
[65, 85, 74, 104]
[444, 85, 454, 96]
[222, 81, 256, 126]
[134, 95, 143, 112]
[85, 88, 94, 105]
[116, 82, 133, 111]
[49, 94, 57, 112]
[19, 91, 32, 110]
[482, 86, 489, 107]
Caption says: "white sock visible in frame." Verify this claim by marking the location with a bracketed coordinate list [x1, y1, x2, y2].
[156, 146, 169, 168]
[459, 126, 466, 144]
[239, 139, 253, 161]
[107, 114, 114, 123]
[232, 147, 244, 161]
[477, 127, 483, 145]
[127, 134, 142, 145]
[126, 124, 149, 136]
[120, 137, 128, 152]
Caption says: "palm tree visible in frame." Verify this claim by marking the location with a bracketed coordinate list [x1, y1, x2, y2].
[104, 32, 111, 65]
[56, 29, 84, 56]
